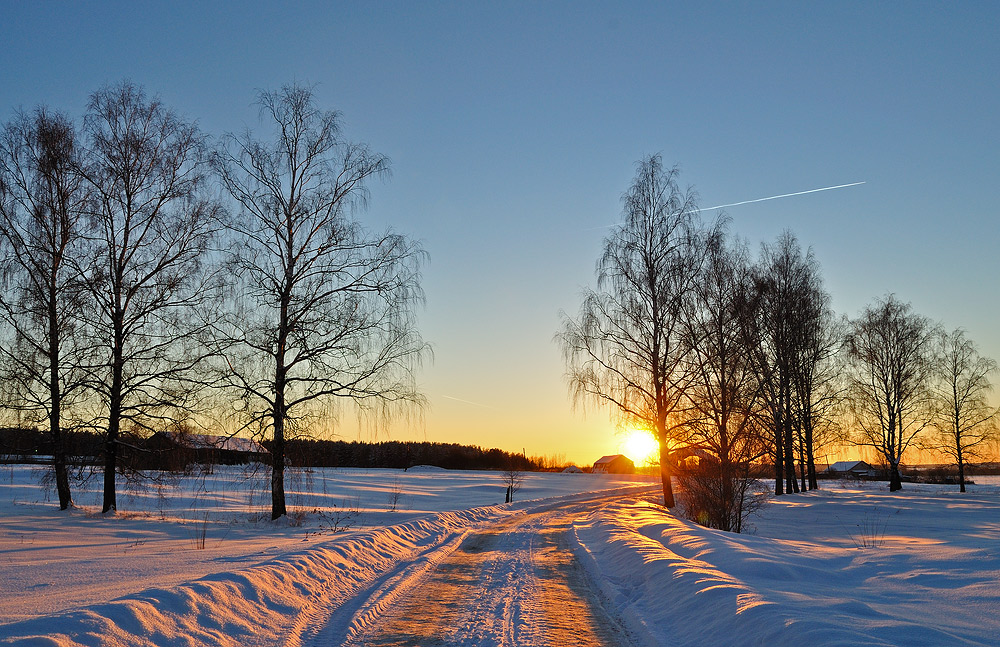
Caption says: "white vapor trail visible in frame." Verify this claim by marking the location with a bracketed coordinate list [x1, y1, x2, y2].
[694, 181, 866, 212]
[586, 181, 865, 230]
[440, 394, 500, 410]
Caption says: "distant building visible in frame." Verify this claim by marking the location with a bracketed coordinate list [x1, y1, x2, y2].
[562, 465, 583, 473]
[146, 432, 269, 470]
[592, 454, 635, 474]
[825, 460, 875, 478]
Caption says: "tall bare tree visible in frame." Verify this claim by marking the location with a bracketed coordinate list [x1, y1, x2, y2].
[0, 108, 90, 509]
[80, 82, 218, 513]
[680, 233, 768, 532]
[754, 232, 806, 495]
[756, 232, 840, 494]
[927, 328, 998, 492]
[788, 284, 844, 492]
[846, 295, 933, 491]
[559, 155, 706, 508]
[212, 84, 428, 520]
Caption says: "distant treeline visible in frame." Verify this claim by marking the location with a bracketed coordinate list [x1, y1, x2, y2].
[0, 427, 544, 472]
[280, 439, 540, 471]
[0, 427, 100, 462]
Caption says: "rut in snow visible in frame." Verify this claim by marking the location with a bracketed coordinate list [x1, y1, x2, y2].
[309, 495, 639, 647]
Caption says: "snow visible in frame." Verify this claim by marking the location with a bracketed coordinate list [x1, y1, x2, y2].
[0, 464, 650, 634]
[571, 479, 1000, 647]
[2, 465, 999, 646]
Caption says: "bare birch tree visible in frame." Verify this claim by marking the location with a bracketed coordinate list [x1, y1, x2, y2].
[753, 232, 805, 495]
[846, 295, 934, 491]
[927, 328, 998, 492]
[0, 108, 90, 509]
[80, 82, 219, 513]
[559, 155, 706, 508]
[789, 285, 844, 492]
[212, 84, 428, 520]
[680, 233, 769, 532]
[755, 232, 841, 494]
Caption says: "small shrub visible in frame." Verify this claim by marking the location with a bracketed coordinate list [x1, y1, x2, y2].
[387, 477, 404, 512]
[677, 461, 769, 534]
[192, 512, 210, 549]
[847, 507, 889, 549]
[307, 497, 363, 535]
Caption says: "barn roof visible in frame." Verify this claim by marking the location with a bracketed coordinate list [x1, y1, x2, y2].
[594, 454, 632, 465]
[155, 432, 268, 454]
[828, 460, 871, 472]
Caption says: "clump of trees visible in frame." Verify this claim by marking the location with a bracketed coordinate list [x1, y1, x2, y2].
[0, 81, 428, 519]
[560, 154, 998, 532]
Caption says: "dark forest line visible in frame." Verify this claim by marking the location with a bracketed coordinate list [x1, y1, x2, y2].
[0, 426, 545, 472]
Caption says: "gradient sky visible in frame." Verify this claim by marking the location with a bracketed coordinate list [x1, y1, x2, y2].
[2, 2, 998, 465]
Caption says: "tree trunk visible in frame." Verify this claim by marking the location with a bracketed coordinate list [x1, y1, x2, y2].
[957, 452, 966, 493]
[804, 414, 818, 490]
[797, 422, 807, 493]
[102, 341, 124, 513]
[271, 287, 289, 520]
[50, 378, 72, 510]
[888, 463, 903, 492]
[657, 435, 675, 508]
[270, 411, 287, 519]
[102, 399, 119, 513]
[773, 421, 784, 496]
[49, 300, 72, 510]
[783, 403, 798, 494]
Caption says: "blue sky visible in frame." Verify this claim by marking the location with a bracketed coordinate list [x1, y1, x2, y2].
[2, 2, 998, 463]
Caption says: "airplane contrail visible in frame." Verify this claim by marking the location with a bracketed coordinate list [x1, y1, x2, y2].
[440, 394, 500, 410]
[586, 181, 865, 230]
[694, 181, 866, 212]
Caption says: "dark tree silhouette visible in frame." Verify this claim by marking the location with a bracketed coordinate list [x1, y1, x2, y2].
[680, 233, 768, 532]
[0, 108, 90, 509]
[928, 328, 998, 492]
[212, 84, 428, 520]
[787, 258, 842, 493]
[80, 82, 219, 513]
[846, 295, 933, 492]
[559, 155, 707, 508]
[754, 232, 840, 494]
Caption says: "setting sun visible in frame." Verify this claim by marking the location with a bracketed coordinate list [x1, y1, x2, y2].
[621, 429, 659, 466]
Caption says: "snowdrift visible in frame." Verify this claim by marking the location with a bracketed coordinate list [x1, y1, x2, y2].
[0, 505, 505, 647]
[571, 490, 1000, 647]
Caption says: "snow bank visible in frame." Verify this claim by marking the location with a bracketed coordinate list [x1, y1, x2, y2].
[0, 462, 654, 646]
[9, 462, 998, 647]
[571, 487, 1000, 647]
[0, 505, 508, 646]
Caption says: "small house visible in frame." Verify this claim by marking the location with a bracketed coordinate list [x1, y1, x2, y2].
[826, 460, 875, 478]
[146, 431, 269, 470]
[561, 465, 583, 473]
[593, 454, 635, 474]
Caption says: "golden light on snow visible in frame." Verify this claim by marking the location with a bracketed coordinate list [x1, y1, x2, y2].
[621, 429, 658, 465]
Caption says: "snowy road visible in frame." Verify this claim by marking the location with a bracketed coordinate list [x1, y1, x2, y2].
[300, 493, 644, 647]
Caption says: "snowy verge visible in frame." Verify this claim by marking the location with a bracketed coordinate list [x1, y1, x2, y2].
[0, 484, 653, 647]
[568, 498, 945, 647]
[0, 505, 506, 647]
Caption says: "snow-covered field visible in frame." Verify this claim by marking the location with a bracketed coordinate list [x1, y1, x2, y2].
[0, 465, 652, 628]
[575, 478, 1000, 647]
[1, 465, 998, 646]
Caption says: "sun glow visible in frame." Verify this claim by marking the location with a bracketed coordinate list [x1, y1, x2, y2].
[621, 429, 659, 466]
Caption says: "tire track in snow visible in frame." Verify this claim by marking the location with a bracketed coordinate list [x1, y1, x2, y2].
[322, 493, 645, 647]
